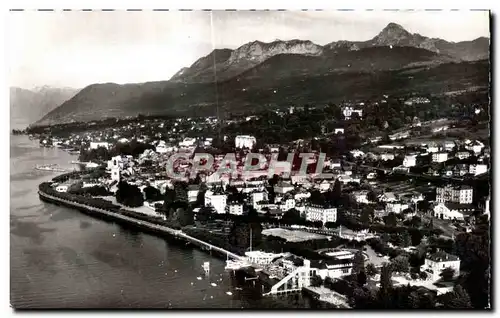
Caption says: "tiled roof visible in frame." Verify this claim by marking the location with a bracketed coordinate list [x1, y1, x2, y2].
[427, 251, 459, 262]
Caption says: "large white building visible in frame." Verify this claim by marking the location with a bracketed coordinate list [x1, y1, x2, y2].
[420, 251, 461, 281]
[235, 135, 257, 149]
[251, 191, 268, 209]
[403, 155, 417, 167]
[179, 137, 196, 148]
[304, 204, 337, 224]
[436, 185, 473, 204]
[226, 203, 244, 215]
[469, 164, 488, 176]
[90, 141, 110, 150]
[432, 152, 448, 163]
[274, 181, 294, 194]
[204, 190, 227, 214]
[342, 106, 363, 120]
[433, 202, 476, 220]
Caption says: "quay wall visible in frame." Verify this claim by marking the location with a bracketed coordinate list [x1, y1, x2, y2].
[38, 184, 242, 261]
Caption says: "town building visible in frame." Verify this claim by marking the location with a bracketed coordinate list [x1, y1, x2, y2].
[342, 106, 363, 120]
[456, 151, 471, 160]
[245, 251, 279, 265]
[420, 251, 461, 281]
[436, 185, 473, 204]
[187, 185, 200, 202]
[235, 135, 257, 149]
[432, 152, 448, 163]
[304, 204, 337, 224]
[403, 155, 417, 167]
[380, 153, 395, 161]
[469, 164, 488, 176]
[90, 141, 110, 150]
[55, 183, 71, 192]
[204, 189, 227, 214]
[433, 202, 476, 220]
[226, 203, 244, 215]
[274, 181, 294, 194]
[313, 258, 353, 279]
[386, 201, 410, 214]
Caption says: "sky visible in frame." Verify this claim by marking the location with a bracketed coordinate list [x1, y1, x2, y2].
[8, 10, 490, 89]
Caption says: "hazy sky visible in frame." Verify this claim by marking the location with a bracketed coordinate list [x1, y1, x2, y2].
[8, 10, 490, 89]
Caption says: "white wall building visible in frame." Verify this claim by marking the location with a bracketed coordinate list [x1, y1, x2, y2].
[227, 203, 244, 215]
[245, 251, 278, 265]
[433, 202, 475, 220]
[111, 167, 120, 182]
[304, 205, 337, 224]
[342, 107, 363, 119]
[251, 191, 268, 209]
[432, 152, 448, 163]
[279, 198, 296, 212]
[436, 185, 473, 204]
[235, 135, 257, 149]
[274, 182, 294, 194]
[204, 190, 227, 214]
[179, 137, 196, 147]
[469, 164, 488, 176]
[386, 201, 410, 214]
[55, 184, 70, 192]
[90, 141, 110, 150]
[420, 251, 461, 281]
[403, 155, 417, 167]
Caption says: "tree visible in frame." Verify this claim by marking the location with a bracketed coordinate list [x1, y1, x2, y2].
[143, 185, 162, 202]
[353, 249, 365, 275]
[401, 230, 411, 248]
[410, 216, 422, 228]
[367, 190, 378, 202]
[440, 267, 456, 281]
[163, 188, 176, 209]
[391, 256, 410, 273]
[230, 221, 263, 251]
[281, 208, 303, 225]
[332, 179, 342, 201]
[384, 212, 398, 227]
[441, 285, 472, 309]
[417, 200, 431, 214]
[419, 271, 428, 280]
[311, 274, 323, 287]
[115, 181, 144, 207]
[378, 264, 393, 308]
[360, 207, 372, 225]
[365, 263, 379, 278]
[196, 205, 214, 223]
[357, 271, 367, 286]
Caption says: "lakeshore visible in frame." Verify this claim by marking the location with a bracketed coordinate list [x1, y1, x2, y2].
[38, 185, 242, 262]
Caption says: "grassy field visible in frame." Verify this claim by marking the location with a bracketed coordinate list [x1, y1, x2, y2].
[262, 228, 329, 242]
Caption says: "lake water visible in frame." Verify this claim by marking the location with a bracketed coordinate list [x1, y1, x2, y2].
[10, 135, 315, 309]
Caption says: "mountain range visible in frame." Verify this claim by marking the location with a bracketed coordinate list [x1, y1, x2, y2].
[32, 23, 489, 126]
[10, 86, 79, 129]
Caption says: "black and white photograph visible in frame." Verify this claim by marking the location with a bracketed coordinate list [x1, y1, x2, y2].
[8, 8, 491, 310]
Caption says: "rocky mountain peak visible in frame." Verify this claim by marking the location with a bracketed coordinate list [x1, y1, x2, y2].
[228, 39, 323, 64]
[372, 22, 413, 45]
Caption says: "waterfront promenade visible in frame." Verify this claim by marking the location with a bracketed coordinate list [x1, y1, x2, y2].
[38, 190, 243, 261]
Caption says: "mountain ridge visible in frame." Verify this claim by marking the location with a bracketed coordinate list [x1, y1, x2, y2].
[171, 22, 489, 83]
[33, 22, 490, 126]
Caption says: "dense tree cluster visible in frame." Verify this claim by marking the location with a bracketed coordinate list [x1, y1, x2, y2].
[116, 181, 144, 207]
